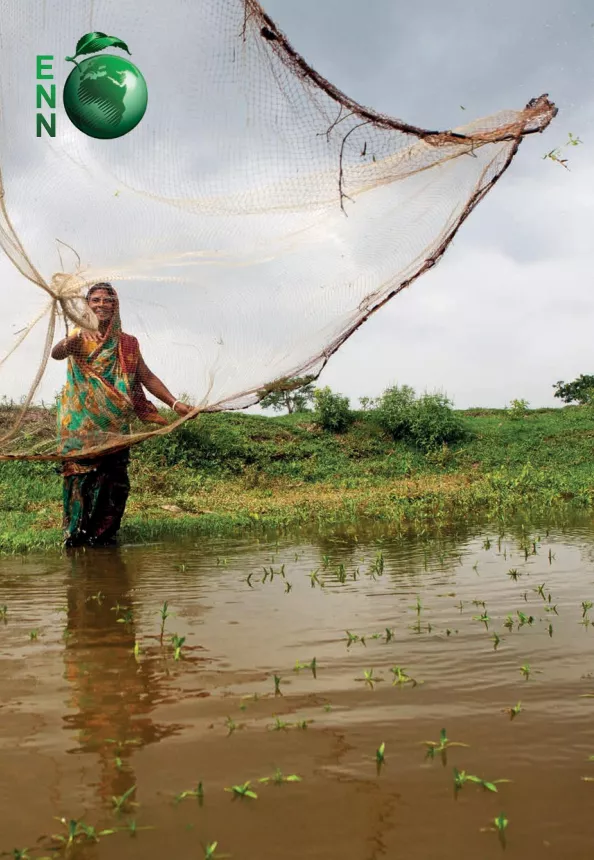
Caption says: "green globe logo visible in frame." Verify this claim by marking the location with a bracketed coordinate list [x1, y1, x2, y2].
[63, 32, 147, 140]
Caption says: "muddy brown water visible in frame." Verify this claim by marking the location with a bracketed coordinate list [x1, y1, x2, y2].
[2, 518, 594, 859]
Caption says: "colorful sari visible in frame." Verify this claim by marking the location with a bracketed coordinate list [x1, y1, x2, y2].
[58, 298, 167, 547]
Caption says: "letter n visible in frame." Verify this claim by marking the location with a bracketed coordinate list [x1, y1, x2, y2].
[36, 113, 56, 138]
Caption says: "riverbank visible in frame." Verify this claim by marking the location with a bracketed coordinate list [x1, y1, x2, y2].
[1, 405, 593, 553]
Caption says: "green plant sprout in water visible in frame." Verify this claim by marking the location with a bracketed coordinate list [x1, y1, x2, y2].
[520, 663, 532, 680]
[258, 768, 302, 785]
[123, 819, 155, 837]
[294, 657, 317, 678]
[225, 717, 237, 736]
[356, 669, 381, 689]
[158, 601, 171, 643]
[270, 716, 291, 731]
[171, 633, 186, 660]
[29, 629, 39, 641]
[507, 569, 521, 581]
[224, 781, 257, 800]
[112, 784, 137, 813]
[0, 605, 7, 621]
[273, 674, 283, 695]
[410, 596, 423, 616]
[503, 702, 522, 720]
[481, 813, 509, 848]
[453, 768, 511, 797]
[375, 742, 386, 774]
[203, 841, 231, 860]
[175, 781, 204, 805]
[582, 601, 593, 619]
[345, 630, 366, 647]
[491, 633, 502, 651]
[308, 569, 322, 588]
[0, 850, 33, 859]
[424, 728, 469, 764]
[116, 608, 133, 626]
[473, 611, 491, 630]
[49, 818, 115, 849]
[390, 666, 419, 687]
[516, 611, 534, 629]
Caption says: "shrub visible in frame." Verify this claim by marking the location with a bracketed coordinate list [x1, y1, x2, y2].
[142, 415, 254, 472]
[313, 386, 353, 433]
[508, 398, 529, 420]
[375, 385, 466, 451]
[374, 385, 415, 439]
[407, 392, 466, 451]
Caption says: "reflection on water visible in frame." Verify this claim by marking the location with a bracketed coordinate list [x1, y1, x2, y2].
[1, 512, 594, 857]
[62, 549, 186, 807]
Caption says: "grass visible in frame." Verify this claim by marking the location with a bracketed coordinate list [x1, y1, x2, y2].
[3, 405, 594, 552]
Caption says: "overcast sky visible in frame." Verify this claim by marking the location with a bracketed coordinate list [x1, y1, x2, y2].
[255, 0, 593, 410]
[1, 0, 592, 414]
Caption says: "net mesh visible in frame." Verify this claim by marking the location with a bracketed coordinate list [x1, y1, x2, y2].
[0, 0, 556, 460]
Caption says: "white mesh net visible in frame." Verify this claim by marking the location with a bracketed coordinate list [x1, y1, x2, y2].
[0, 0, 556, 459]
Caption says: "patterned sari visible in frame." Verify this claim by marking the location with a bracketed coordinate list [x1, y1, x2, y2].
[57, 299, 167, 547]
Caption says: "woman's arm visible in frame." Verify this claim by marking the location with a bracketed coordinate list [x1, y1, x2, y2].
[137, 354, 192, 416]
[51, 332, 82, 360]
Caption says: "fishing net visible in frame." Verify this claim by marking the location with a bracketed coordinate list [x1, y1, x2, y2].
[0, 0, 556, 460]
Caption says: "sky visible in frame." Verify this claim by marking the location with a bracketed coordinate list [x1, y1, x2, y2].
[0, 0, 592, 415]
[253, 0, 594, 410]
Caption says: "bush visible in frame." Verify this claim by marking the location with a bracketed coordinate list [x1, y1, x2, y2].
[313, 386, 353, 433]
[508, 398, 529, 420]
[407, 392, 466, 451]
[142, 415, 254, 472]
[375, 385, 466, 451]
[374, 385, 415, 439]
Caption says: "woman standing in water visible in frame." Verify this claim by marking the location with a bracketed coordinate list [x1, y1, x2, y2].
[51, 282, 192, 548]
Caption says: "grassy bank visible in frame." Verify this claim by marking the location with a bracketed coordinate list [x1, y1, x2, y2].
[1, 405, 594, 552]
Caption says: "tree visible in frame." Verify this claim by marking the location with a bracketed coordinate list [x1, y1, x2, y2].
[313, 386, 353, 433]
[553, 375, 594, 405]
[259, 376, 316, 414]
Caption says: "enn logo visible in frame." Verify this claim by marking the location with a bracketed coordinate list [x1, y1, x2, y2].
[36, 55, 56, 137]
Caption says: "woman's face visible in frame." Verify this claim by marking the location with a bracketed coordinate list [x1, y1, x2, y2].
[88, 289, 116, 325]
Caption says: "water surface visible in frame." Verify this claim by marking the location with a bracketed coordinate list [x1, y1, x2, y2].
[2, 517, 594, 858]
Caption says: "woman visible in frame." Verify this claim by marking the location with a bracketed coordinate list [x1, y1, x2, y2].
[51, 282, 191, 548]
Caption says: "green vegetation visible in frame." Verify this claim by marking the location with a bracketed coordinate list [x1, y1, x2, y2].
[2, 402, 594, 552]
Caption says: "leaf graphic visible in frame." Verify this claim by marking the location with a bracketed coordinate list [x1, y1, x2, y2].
[79, 35, 131, 56]
[75, 31, 108, 55]
[67, 33, 131, 63]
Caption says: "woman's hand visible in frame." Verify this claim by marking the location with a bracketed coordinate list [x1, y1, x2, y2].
[66, 329, 100, 356]
[173, 401, 193, 417]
